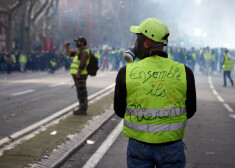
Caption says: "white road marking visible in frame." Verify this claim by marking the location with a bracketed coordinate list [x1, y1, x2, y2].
[224, 103, 234, 112]
[83, 120, 123, 168]
[209, 83, 214, 89]
[0, 83, 115, 155]
[211, 88, 225, 102]
[216, 95, 225, 103]
[212, 89, 218, 96]
[208, 76, 234, 114]
[11, 89, 35, 96]
[49, 82, 65, 88]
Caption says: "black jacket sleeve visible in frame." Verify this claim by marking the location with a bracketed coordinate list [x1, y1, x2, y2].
[114, 66, 127, 118]
[185, 66, 197, 119]
[114, 65, 197, 119]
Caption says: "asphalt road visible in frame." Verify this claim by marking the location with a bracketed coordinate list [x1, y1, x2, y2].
[61, 70, 235, 168]
[1, 68, 235, 168]
[0, 70, 117, 139]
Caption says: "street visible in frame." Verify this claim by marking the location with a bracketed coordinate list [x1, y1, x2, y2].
[1, 0, 235, 167]
[0, 68, 235, 168]
[61, 70, 235, 168]
[0, 70, 117, 139]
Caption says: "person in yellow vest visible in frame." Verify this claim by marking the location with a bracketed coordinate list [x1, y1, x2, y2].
[65, 36, 90, 115]
[222, 49, 234, 87]
[94, 48, 102, 70]
[62, 51, 71, 71]
[114, 18, 197, 168]
[186, 47, 197, 72]
[211, 49, 217, 73]
[49, 57, 57, 74]
[19, 52, 27, 72]
[203, 47, 212, 75]
[10, 51, 16, 71]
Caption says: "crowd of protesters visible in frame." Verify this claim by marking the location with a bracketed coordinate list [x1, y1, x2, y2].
[0, 46, 234, 75]
[97, 46, 235, 75]
[0, 47, 126, 75]
[0, 50, 71, 74]
[165, 46, 235, 75]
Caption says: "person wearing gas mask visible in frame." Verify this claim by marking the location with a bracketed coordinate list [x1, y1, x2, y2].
[65, 36, 89, 115]
[114, 18, 197, 168]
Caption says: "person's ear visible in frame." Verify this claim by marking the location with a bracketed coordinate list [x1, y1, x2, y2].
[143, 39, 151, 48]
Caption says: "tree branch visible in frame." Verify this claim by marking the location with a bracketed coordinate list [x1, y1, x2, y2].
[45, 0, 54, 16]
[27, 0, 35, 26]
[32, 0, 49, 24]
[46, 0, 59, 19]
[10, 0, 27, 16]
[0, 20, 7, 30]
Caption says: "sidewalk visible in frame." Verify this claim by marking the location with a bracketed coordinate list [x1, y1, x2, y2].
[0, 91, 114, 168]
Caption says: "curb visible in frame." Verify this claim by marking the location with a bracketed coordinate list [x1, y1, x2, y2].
[28, 106, 114, 168]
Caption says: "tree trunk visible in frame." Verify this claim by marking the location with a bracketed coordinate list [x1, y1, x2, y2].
[5, 15, 13, 52]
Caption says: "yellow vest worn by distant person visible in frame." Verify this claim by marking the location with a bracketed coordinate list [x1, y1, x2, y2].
[223, 55, 233, 71]
[70, 49, 90, 75]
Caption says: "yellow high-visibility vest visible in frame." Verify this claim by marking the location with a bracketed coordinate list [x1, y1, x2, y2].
[223, 55, 233, 71]
[124, 56, 187, 144]
[20, 54, 27, 63]
[70, 49, 90, 75]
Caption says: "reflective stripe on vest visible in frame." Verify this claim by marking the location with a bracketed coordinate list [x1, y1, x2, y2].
[124, 120, 187, 133]
[70, 49, 90, 75]
[124, 56, 187, 144]
[223, 55, 233, 71]
[126, 107, 186, 117]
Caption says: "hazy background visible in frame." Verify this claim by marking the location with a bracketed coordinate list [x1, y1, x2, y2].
[0, 0, 235, 52]
[156, 0, 235, 49]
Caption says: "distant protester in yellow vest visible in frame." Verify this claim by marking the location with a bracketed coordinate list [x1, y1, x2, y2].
[114, 18, 197, 168]
[222, 49, 234, 87]
[64, 36, 90, 115]
[19, 52, 27, 73]
[49, 57, 57, 74]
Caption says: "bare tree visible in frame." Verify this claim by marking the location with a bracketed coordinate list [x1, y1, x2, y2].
[0, 0, 26, 52]
[0, 0, 59, 52]
[23, 0, 59, 53]
[24, 0, 49, 53]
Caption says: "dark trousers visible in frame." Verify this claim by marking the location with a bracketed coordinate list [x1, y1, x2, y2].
[6, 64, 12, 74]
[127, 139, 186, 168]
[72, 75, 88, 110]
[223, 71, 234, 86]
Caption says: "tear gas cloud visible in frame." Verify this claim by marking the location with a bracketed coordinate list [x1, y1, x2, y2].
[57, 0, 235, 50]
[155, 0, 235, 49]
